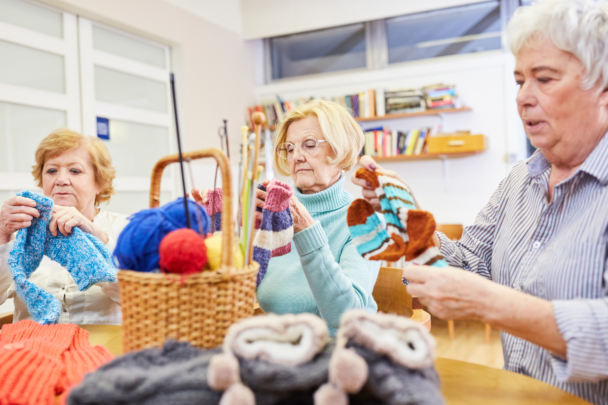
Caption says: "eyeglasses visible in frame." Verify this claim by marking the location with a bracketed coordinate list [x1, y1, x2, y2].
[276, 138, 328, 160]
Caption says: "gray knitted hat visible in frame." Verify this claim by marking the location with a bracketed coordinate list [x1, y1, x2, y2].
[67, 340, 222, 405]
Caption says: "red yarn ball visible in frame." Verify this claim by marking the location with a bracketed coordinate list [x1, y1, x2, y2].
[159, 229, 207, 275]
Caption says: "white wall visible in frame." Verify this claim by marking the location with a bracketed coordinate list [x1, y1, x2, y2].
[162, 0, 242, 34]
[39, 0, 257, 164]
[241, 0, 489, 39]
[255, 50, 523, 226]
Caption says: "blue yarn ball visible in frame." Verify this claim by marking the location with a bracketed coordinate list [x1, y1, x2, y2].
[114, 198, 210, 272]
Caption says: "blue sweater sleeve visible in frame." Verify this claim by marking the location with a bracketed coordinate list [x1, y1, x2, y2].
[293, 221, 379, 329]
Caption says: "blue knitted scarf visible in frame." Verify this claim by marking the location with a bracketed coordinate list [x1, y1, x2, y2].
[8, 191, 117, 324]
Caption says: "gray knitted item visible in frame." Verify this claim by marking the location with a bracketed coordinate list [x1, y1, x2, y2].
[348, 342, 445, 405]
[239, 339, 335, 405]
[67, 341, 222, 405]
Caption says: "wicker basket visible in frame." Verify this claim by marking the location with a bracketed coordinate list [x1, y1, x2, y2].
[118, 148, 259, 352]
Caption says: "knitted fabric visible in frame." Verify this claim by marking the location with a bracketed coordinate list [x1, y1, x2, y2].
[0, 320, 113, 405]
[252, 180, 294, 287]
[203, 188, 223, 233]
[210, 313, 333, 405]
[8, 191, 117, 324]
[347, 343, 444, 405]
[67, 341, 223, 405]
[347, 169, 448, 271]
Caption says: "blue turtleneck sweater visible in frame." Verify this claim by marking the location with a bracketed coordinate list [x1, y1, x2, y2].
[257, 175, 379, 334]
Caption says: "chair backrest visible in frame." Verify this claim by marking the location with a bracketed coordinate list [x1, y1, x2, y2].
[0, 312, 13, 327]
[372, 266, 415, 318]
[436, 224, 464, 241]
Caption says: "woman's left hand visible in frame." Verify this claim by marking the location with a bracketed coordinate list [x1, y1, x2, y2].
[50, 205, 108, 244]
[402, 265, 497, 321]
[289, 197, 314, 233]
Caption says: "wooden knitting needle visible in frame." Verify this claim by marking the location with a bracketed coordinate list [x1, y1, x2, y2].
[238, 126, 249, 242]
[247, 112, 266, 264]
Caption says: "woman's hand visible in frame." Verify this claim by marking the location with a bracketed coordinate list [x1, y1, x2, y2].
[190, 188, 207, 205]
[402, 265, 496, 321]
[254, 179, 271, 223]
[50, 205, 108, 244]
[0, 197, 40, 245]
[352, 155, 420, 212]
[289, 196, 314, 233]
[403, 264, 567, 358]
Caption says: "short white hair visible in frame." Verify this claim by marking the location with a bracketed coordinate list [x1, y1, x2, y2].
[508, 0, 608, 90]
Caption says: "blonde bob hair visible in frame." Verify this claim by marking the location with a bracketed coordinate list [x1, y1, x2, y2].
[32, 129, 116, 207]
[273, 99, 365, 176]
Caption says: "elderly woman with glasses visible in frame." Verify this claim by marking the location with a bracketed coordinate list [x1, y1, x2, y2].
[252, 99, 379, 334]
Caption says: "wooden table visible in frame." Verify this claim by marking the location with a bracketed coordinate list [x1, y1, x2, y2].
[82, 325, 589, 404]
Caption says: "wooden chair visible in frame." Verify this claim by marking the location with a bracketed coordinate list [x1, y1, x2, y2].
[436, 224, 492, 344]
[0, 312, 13, 327]
[372, 266, 431, 331]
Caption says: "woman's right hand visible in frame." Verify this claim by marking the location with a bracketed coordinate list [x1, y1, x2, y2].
[0, 196, 40, 245]
[190, 188, 208, 205]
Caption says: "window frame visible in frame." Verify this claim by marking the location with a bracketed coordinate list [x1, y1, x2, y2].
[263, 0, 521, 84]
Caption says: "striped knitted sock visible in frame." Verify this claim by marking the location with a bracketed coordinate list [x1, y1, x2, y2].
[350, 169, 447, 268]
[347, 199, 406, 262]
[253, 180, 293, 287]
[203, 188, 223, 233]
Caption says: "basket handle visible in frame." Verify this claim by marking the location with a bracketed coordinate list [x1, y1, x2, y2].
[149, 148, 235, 268]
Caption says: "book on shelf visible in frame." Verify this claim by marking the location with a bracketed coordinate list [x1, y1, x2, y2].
[361, 123, 442, 158]
[251, 83, 464, 127]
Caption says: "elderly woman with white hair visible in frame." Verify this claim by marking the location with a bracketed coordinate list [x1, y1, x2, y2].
[195, 99, 379, 335]
[354, 0, 608, 402]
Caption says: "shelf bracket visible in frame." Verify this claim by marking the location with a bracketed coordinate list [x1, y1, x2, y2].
[440, 155, 449, 192]
[438, 112, 446, 132]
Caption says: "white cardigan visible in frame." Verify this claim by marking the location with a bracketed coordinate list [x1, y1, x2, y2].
[0, 209, 129, 325]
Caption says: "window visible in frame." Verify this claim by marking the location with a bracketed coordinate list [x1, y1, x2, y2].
[266, 1, 510, 81]
[0, 0, 174, 216]
[269, 23, 367, 80]
[386, 1, 501, 64]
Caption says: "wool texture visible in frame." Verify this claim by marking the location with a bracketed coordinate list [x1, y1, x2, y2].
[0, 320, 113, 405]
[347, 169, 448, 272]
[347, 343, 444, 405]
[114, 197, 210, 273]
[8, 191, 117, 324]
[67, 340, 223, 405]
[210, 312, 333, 405]
[252, 180, 294, 287]
[159, 229, 207, 275]
[203, 188, 223, 232]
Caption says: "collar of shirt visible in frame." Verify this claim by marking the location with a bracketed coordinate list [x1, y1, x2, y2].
[526, 131, 608, 186]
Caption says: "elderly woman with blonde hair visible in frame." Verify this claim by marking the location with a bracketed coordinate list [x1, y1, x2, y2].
[354, 0, 608, 403]
[0, 129, 127, 324]
[259, 99, 379, 334]
[195, 99, 379, 334]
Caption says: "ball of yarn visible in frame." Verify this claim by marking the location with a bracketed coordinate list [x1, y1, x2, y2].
[159, 229, 207, 274]
[114, 198, 210, 272]
[205, 234, 244, 270]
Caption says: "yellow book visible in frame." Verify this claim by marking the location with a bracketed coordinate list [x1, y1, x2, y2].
[405, 129, 420, 156]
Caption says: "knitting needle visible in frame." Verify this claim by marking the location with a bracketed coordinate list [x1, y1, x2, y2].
[238, 126, 249, 242]
[169, 73, 191, 229]
[247, 112, 265, 264]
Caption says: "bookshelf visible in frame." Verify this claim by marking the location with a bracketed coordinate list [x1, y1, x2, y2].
[368, 149, 484, 163]
[356, 107, 472, 123]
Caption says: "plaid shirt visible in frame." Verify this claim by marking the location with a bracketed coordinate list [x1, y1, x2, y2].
[438, 133, 608, 405]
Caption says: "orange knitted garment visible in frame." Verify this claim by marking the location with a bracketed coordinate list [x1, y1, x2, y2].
[0, 320, 113, 405]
